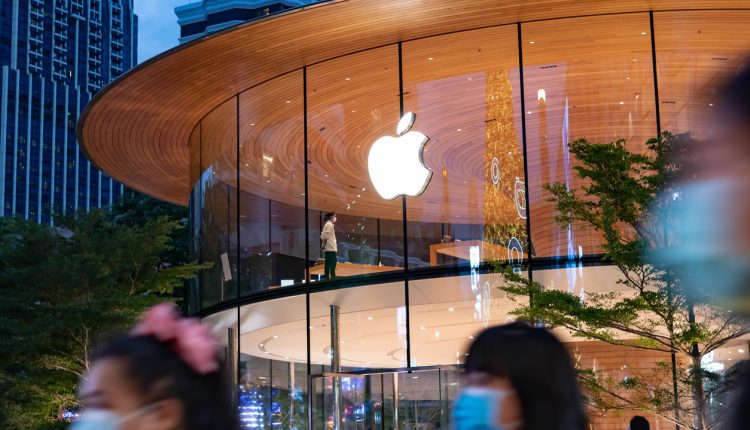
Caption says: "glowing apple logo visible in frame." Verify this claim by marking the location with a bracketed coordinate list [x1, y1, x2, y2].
[368, 112, 432, 200]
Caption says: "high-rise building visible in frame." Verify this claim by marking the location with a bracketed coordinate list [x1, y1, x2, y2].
[0, 0, 137, 224]
[175, 0, 314, 43]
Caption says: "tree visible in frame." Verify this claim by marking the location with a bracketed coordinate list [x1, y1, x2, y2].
[499, 132, 750, 430]
[0, 201, 208, 429]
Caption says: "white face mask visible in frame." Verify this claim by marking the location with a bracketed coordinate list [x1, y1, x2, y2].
[71, 405, 153, 430]
[452, 387, 521, 430]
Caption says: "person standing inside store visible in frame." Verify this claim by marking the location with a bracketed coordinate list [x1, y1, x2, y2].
[320, 212, 338, 279]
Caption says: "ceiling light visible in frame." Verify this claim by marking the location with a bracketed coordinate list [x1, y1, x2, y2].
[309, 326, 314, 329]
[527, 111, 532, 114]
[529, 41, 535, 44]
[250, 123, 255, 126]
[435, 331, 440, 338]
[619, 101, 624, 105]
[740, 349, 745, 353]
[345, 77, 350, 81]
[641, 31, 647, 35]
[448, 307, 455, 312]
[367, 316, 374, 320]
[420, 326, 426, 330]
[468, 336, 474, 340]
[285, 100, 291, 104]
[709, 103, 714, 107]
[537, 88, 546, 101]
[626, 77, 631, 80]
[412, 376, 420, 379]
[456, 128, 462, 132]
[273, 335, 279, 339]
[427, 57, 434, 60]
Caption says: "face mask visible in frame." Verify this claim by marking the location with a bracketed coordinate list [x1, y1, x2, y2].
[652, 179, 750, 309]
[452, 387, 521, 430]
[71, 405, 153, 430]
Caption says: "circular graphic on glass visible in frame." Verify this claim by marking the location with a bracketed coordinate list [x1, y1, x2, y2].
[514, 177, 527, 219]
[491, 157, 500, 185]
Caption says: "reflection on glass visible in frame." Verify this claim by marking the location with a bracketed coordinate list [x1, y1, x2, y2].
[522, 13, 657, 258]
[310, 282, 407, 370]
[307, 46, 404, 277]
[200, 98, 239, 308]
[408, 272, 526, 367]
[655, 10, 750, 139]
[402, 25, 526, 269]
[236, 296, 309, 429]
[311, 368, 459, 430]
[239, 71, 306, 294]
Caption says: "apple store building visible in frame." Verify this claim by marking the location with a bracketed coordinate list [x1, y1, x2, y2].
[79, 1, 750, 428]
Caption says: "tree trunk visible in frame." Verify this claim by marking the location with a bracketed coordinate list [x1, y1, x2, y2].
[691, 355, 707, 430]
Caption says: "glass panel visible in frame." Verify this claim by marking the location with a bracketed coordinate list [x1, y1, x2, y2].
[402, 25, 526, 269]
[522, 13, 657, 258]
[201, 308, 240, 425]
[189, 123, 201, 188]
[200, 97, 239, 308]
[310, 282, 407, 371]
[655, 10, 750, 139]
[237, 295, 309, 429]
[238, 71, 305, 294]
[408, 272, 526, 367]
[307, 45, 404, 279]
[310, 368, 460, 430]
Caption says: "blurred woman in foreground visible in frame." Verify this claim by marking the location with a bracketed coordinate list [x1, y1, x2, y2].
[72, 303, 239, 430]
[453, 322, 587, 430]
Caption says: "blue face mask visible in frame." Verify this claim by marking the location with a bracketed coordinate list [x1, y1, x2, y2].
[652, 179, 750, 308]
[70, 405, 153, 430]
[452, 387, 521, 430]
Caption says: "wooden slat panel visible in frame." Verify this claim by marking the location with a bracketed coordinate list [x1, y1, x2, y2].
[79, 1, 750, 207]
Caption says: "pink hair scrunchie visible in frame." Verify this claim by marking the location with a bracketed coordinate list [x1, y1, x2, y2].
[131, 302, 220, 375]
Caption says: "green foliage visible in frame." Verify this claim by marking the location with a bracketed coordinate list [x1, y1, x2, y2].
[0, 197, 208, 429]
[498, 133, 749, 430]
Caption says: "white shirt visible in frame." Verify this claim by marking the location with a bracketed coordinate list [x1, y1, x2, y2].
[320, 220, 337, 252]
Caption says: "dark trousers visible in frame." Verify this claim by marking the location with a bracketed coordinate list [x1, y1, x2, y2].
[324, 251, 337, 279]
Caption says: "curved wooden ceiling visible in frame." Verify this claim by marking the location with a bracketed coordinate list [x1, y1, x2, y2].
[78, 0, 748, 208]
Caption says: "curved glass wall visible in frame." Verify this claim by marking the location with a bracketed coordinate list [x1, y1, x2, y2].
[183, 9, 750, 429]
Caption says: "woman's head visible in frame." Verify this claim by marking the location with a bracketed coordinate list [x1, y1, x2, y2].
[325, 212, 337, 222]
[457, 322, 587, 430]
[74, 304, 238, 430]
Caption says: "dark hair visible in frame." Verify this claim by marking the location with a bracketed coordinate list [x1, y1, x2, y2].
[92, 335, 239, 430]
[464, 322, 587, 430]
[720, 63, 750, 122]
[324, 212, 336, 221]
[630, 415, 650, 430]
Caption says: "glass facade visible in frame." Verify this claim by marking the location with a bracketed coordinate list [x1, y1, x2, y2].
[187, 9, 750, 429]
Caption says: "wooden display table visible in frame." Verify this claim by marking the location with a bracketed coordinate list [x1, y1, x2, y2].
[429, 240, 506, 266]
[309, 261, 401, 277]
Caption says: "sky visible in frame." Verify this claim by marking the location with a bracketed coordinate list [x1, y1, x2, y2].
[134, 0, 192, 63]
